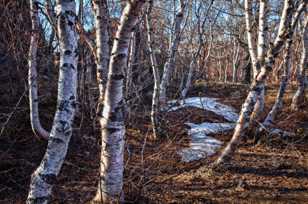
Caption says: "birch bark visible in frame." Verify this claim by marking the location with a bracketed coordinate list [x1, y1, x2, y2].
[215, 0, 295, 165]
[262, 39, 292, 128]
[27, 0, 78, 203]
[28, 0, 49, 140]
[248, 0, 267, 127]
[244, 0, 258, 77]
[159, 0, 185, 106]
[146, 0, 161, 139]
[291, 14, 308, 110]
[93, 0, 110, 113]
[263, 3, 306, 126]
[93, 0, 145, 202]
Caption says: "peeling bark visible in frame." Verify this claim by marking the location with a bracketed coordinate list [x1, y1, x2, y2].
[28, 0, 49, 140]
[27, 0, 79, 203]
[93, 0, 145, 203]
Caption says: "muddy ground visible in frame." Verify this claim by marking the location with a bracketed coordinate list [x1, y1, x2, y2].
[1, 83, 308, 203]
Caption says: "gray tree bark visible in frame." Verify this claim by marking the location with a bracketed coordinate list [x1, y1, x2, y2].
[27, 0, 79, 203]
[93, 0, 145, 203]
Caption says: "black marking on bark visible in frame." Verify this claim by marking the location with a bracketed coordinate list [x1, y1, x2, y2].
[67, 20, 74, 26]
[64, 129, 72, 137]
[110, 109, 124, 122]
[59, 15, 66, 29]
[71, 101, 77, 109]
[39, 173, 57, 185]
[69, 95, 75, 100]
[75, 48, 79, 57]
[62, 63, 69, 70]
[27, 196, 49, 204]
[111, 74, 124, 80]
[49, 137, 65, 144]
[107, 127, 118, 134]
[58, 100, 70, 112]
[64, 50, 72, 55]
[59, 120, 68, 127]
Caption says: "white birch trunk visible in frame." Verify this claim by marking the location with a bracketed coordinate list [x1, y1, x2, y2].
[93, 0, 110, 111]
[146, 0, 161, 139]
[257, 0, 267, 64]
[291, 14, 308, 111]
[27, 0, 78, 203]
[215, 0, 295, 165]
[245, 0, 258, 77]
[262, 4, 305, 125]
[262, 38, 292, 127]
[28, 0, 49, 140]
[159, 0, 185, 106]
[93, 1, 145, 202]
[126, 33, 135, 98]
[248, 0, 268, 126]
[181, 58, 195, 98]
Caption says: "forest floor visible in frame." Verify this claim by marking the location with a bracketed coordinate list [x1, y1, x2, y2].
[1, 82, 308, 204]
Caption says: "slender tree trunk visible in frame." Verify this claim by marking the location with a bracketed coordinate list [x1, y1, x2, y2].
[28, 0, 49, 140]
[159, 0, 185, 106]
[93, 1, 145, 202]
[215, 0, 295, 165]
[245, 0, 259, 77]
[181, 0, 214, 98]
[232, 40, 240, 83]
[262, 7, 306, 125]
[291, 15, 308, 110]
[181, 58, 195, 98]
[126, 25, 140, 98]
[27, 0, 78, 203]
[248, 0, 267, 127]
[146, 0, 161, 139]
[93, 0, 110, 113]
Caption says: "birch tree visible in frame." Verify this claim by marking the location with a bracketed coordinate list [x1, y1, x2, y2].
[159, 0, 186, 106]
[262, 3, 306, 127]
[146, 0, 161, 139]
[93, 0, 145, 202]
[28, 0, 49, 140]
[215, 0, 298, 165]
[27, 0, 79, 202]
[181, 0, 214, 99]
[247, 0, 267, 128]
[93, 0, 110, 113]
[291, 14, 308, 111]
